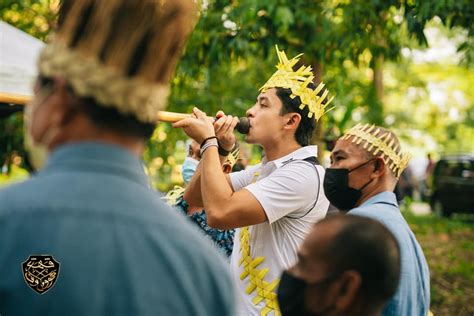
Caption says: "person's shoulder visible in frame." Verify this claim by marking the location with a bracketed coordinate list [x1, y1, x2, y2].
[349, 203, 415, 241]
[349, 203, 403, 225]
[0, 177, 39, 213]
[276, 158, 321, 180]
[149, 212, 233, 281]
[0, 176, 32, 194]
[229, 163, 261, 185]
[350, 202, 397, 215]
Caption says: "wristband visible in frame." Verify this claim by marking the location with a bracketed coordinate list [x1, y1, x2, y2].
[200, 138, 219, 156]
[200, 136, 217, 148]
[217, 141, 235, 157]
[218, 145, 230, 157]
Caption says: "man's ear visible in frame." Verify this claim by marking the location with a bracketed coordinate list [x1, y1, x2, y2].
[54, 76, 79, 125]
[284, 113, 301, 131]
[43, 77, 70, 127]
[371, 157, 386, 178]
[334, 270, 361, 312]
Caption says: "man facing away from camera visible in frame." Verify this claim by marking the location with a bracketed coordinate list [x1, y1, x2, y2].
[0, 1, 234, 315]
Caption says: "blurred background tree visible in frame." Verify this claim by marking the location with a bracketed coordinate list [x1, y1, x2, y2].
[1, 3, 473, 312]
[0, 0, 59, 181]
[1, 0, 473, 191]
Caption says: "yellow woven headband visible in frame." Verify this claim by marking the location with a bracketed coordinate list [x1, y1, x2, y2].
[260, 46, 334, 121]
[342, 123, 411, 178]
[225, 147, 240, 168]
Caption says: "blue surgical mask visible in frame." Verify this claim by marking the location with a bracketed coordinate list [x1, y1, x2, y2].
[182, 157, 199, 184]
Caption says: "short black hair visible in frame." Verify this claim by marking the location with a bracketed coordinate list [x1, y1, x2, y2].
[74, 96, 156, 139]
[275, 83, 321, 146]
[38, 76, 156, 139]
[325, 215, 401, 303]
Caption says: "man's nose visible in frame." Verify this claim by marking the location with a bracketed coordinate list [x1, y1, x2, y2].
[246, 104, 256, 117]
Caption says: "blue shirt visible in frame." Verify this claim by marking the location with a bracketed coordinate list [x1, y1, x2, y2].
[349, 192, 430, 316]
[0, 142, 235, 315]
[175, 198, 235, 257]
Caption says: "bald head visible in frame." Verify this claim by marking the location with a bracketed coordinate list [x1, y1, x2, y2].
[328, 134, 401, 208]
[322, 215, 400, 301]
[285, 215, 401, 315]
[340, 124, 410, 179]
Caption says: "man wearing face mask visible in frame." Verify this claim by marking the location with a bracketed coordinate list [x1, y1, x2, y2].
[0, 1, 235, 315]
[322, 124, 430, 316]
[165, 143, 238, 257]
[182, 140, 201, 184]
[277, 214, 401, 316]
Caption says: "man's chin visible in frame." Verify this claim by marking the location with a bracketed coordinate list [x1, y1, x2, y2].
[245, 134, 256, 144]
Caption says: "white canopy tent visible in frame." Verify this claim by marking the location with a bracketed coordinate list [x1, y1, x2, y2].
[0, 20, 44, 105]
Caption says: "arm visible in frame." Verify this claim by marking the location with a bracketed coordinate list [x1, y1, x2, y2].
[184, 110, 236, 208]
[183, 154, 231, 210]
[174, 108, 267, 229]
[200, 146, 267, 229]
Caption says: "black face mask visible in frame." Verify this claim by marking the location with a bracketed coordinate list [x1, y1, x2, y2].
[277, 271, 310, 316]
[277, 270, 336, 316]
[323, 159, 375, 211]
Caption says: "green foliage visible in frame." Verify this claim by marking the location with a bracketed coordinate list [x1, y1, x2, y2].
[405, 0, 474, 64]
[385, 59, 474, 155]
[0, 0, 59, 41]
[0, 0, 473, 190]
[404, 211, 473, 235]
[0, 1, 58, 177]
[403, 210, 474, 315]
[0, 112, 29, 172]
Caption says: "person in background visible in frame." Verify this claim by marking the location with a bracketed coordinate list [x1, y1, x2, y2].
[277, 214, 401, 316]
[323, 123, 430, 316]
[231, 143, 251, 172]
[420, 153, 435, 201]
[164, 142, 239, 257]
[395, 166, 415, 203]
[182, 139, 201, 184]
[0, 1, 235, 315]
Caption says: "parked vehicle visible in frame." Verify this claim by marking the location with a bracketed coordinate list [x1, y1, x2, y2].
[428, 154, 474, 217]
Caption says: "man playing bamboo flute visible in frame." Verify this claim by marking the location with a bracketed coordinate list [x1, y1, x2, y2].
[174, 47, 333, 316]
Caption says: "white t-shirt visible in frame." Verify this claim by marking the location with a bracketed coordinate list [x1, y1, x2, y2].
[229, 145, 329, 315]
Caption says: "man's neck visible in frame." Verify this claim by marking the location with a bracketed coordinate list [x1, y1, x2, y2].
[262, 140, 302, 162]
[343, 300, 383, 316]
[356, 180, 395, 207]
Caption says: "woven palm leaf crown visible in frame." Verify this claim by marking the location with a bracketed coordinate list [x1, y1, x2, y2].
[260, 46, 334, 121]
[342, 123, 411, 178]
[37, 0, 198, 123]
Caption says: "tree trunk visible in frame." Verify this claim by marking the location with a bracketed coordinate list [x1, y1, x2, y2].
[369, 54, 385, 125]
[310, 61, 325, 158]
[373, 54, 384, 102]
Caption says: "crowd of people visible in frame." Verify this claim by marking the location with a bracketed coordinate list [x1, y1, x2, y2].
[0, 1, 430, 315]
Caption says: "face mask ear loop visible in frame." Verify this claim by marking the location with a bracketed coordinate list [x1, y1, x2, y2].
[348, 158, 375, 174]
[358, 177, 374, 192]
[348, 158, 377, 192]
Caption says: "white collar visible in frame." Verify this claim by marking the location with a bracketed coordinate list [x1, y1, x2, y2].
[262, 145, 318, 169]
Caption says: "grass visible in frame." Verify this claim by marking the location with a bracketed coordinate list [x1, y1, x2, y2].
[402, 208, 474, 316]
